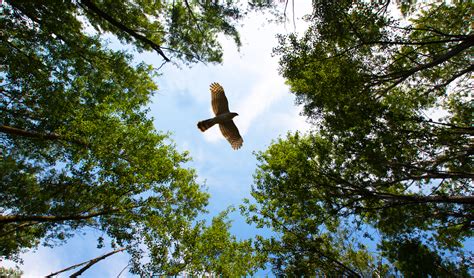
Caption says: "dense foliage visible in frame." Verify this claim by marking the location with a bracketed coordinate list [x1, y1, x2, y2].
[0, 0, 267, 275]
[244, 1, 473, 276]
[2, 0, 251, 65]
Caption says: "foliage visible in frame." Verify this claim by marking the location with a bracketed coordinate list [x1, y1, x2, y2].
[0, 267, 23, 278]
[169, 208, 267, 277]
[244, 1, 473, 276]
[44, 210, 265, 277]
[380, 238, 471, 277]
[2, 0, 270, 65]
[0, 0, 266, 276]
[242, 134, 395, 276]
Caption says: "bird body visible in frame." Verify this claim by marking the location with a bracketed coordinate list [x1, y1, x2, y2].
[197, 112, 239, 132]
[197, 83, 243, 150]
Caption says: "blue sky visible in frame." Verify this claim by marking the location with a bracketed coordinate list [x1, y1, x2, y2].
[4, 2, 313, 276]
[4, 2, 473, 276]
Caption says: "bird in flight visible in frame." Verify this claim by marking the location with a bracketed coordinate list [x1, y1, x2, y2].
[197, 82, 243, 150]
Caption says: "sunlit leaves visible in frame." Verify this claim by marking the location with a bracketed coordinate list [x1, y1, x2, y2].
[245, 1, 473, 276]
[1, 0, 265, 276]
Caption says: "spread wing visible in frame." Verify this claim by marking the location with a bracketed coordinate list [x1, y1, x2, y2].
[219, 121, 243, 150]
[210, 82, 230, 116]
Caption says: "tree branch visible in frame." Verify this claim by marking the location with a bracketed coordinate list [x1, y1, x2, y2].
[0, 124, 61, 140]
[0, 209, 118, 224]
[0, 222, 39, 238]
[70, 248, 126, 277]
[183, 0, 204, 36]
[323, 171, 474, 205]
[78, 0, 170, 62]
[378, 194, 474, 205]
[377, 35, 474, 92]
[428, 64, 474, 93]
[46, 248, 126, 277]
[0, 124, 89, 147]
[364, 38, 466, 46]
[389, 25, 470, 39]
[259, 210, 361, 277]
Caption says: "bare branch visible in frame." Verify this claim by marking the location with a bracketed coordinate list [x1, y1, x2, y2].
[70, 248, 127, 277]
[46, 248, 126, 277]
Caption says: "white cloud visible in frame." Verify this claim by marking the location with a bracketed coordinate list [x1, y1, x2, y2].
[234, 71, 287, 134]
[150, 1, 313, 148]
[271, 105, 312, 134]
[1, 235, 133, 278]
[2, 247, 62, 277]
[2, 4, 315, 277]
[198, 3, 312, 144]
[202, 121, 224, 142]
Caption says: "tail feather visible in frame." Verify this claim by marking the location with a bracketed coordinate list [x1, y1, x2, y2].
[197, 118, 216, 132]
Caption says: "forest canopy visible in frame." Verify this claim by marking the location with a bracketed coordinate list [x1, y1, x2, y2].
[1, 0, 472, 276]
[0, 0, 270, 275]
[243, 1, 473, 276]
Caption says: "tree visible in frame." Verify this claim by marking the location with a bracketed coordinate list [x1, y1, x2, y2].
[244, 1, 473, 276]
[2, 0, 252, 65]
[45, 209, 265, 276]
[242, 134, 395, 277]
[0, 0, 267, 275]
[0, 267, 23, 278]
[169, 208, 267, 277]
[46, 248, 127, 277]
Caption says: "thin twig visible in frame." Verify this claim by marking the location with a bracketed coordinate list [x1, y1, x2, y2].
[292, 0, 295, 30]
[116, 263, 131, 278]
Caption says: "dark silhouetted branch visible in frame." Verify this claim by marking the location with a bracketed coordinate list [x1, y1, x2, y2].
[46, 248, 126, 277]
[78, 0, 170, 61]
[0, 209, 118, 224]
[0, 125, 89, 147]
[378, 35, 474, 92]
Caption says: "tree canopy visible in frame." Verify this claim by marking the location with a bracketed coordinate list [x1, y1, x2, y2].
[2, 0, 253, 65]
[244, 1, 473, 276]
[0, 0, 269, 275]
[3, 0, 472, 276]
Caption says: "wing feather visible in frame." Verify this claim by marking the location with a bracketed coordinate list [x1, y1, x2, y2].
[219, 121, 243, 150]
[210, 82, 230, 115]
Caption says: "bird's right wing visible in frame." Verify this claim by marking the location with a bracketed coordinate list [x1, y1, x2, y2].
[210, 82, 230, 115]
[219, 121, 243, 150]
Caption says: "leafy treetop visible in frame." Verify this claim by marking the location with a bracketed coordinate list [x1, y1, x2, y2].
[0, 0, 268, 275]
[244, 1, 473, 276]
